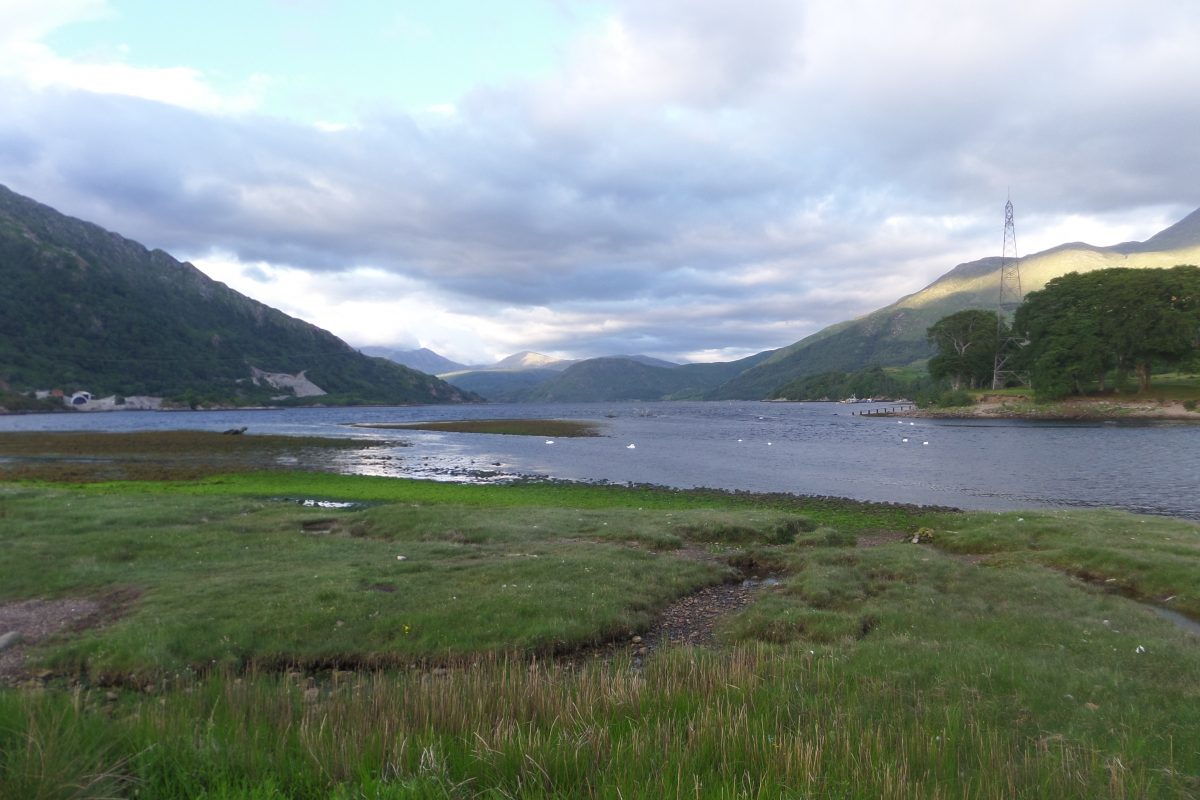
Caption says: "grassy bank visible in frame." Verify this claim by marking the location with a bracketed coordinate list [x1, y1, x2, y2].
[351, 419, 601, 437]
[2, 460, 1199, 797]
[913, 374, 1200, 420]
[0, 431, 385, 482]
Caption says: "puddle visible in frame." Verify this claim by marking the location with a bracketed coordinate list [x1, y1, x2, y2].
[1153, 607, 1200, 638]
[269, 497, 366, 509]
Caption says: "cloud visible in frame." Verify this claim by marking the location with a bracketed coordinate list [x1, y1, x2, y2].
[0, 0, 268, 113]
[1, 0, 1198, 363]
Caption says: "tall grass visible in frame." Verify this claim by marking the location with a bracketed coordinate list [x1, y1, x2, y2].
[3, 645, 1187, 799]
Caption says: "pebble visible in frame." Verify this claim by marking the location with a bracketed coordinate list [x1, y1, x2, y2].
[0, 631, 22, 652]
[631, 635, 643, 644]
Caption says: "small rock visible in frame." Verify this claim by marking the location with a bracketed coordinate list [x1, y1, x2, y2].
[631, 635, 643, 644]
[0, 631, 22, 652]
[105, 691, 119, 702]
[1084, 702, 1100, 711]
[637, 647, 648, 656]
[396, 555, 407, 561]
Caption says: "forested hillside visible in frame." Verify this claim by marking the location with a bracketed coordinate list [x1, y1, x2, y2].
[0, 185, 476, 405]
[709, 207, 1200, 399]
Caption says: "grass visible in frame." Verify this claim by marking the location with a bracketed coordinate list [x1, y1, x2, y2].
[0, 431, 384, 482]
[935, 509, 1200, 617]
[3, 487, 801, 675]
[2, 438, 1200, 797]
[966, 372, 1200, 409]
[351, 419, 602, 437]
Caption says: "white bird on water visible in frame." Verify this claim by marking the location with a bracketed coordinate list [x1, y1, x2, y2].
[545, 440, 555, 445]
[626, 443, 636, 449]
[902, 438, 908, 443]
[922, 441, 929, 446]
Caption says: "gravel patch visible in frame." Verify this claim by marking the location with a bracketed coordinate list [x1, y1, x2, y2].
[0, 592, 135, 682]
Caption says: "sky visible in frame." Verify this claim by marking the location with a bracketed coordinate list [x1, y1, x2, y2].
[2, 0, 1198, 365]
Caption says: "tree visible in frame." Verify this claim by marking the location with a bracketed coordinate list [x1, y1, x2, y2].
[1014, 272, 1113, 398]
[1015, 265, 1200, 396]
[926, 310, 1003, 390]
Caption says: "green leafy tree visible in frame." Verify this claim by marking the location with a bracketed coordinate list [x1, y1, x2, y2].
[1015, 265, 1200, 397]
[926, 310, 1003, 390]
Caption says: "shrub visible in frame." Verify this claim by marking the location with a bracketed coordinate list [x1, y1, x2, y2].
[771, 516, 817, 543]
[934, 389, 974, 408]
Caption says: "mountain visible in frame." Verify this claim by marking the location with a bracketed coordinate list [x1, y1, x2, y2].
[709, 206, 1200, 399]
[484, 351, 576, 371]
[520, 352, 772, 402]
[440, 353, 681, 402]
[360, 346, 467, 374]
[439, 368, 563, 402]
[613, 354, 680, 368]
[0, 185, 477, 405]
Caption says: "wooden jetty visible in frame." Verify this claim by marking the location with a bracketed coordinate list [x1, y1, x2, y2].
[852, 404, 916, 416]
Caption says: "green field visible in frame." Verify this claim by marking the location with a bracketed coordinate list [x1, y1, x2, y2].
[1, 435, 1199, 798]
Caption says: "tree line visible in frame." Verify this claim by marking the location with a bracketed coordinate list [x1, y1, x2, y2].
[927, 265, 1200, 398]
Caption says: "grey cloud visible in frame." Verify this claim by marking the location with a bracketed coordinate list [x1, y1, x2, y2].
[2, 1, 1199, 361]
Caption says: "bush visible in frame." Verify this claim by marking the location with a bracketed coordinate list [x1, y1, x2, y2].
[771, 516, 817, 543]
[1184, 399, 1198, 412]
[933, 389, 974, 408]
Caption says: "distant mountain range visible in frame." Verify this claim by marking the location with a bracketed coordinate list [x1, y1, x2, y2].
[383, 205, 1200, 403]
[0, 185, 477, 406]
[363, 348, 683, 401]
[359, 346, 468, 375]
[709, 205, 1200, 399]
[7, 179, 1196, 407]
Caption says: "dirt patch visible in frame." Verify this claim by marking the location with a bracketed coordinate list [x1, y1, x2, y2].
[0, 589, 138, 683]
[639, 581, 757, 652]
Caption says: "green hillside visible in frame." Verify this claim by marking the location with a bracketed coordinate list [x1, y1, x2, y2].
[521, 352, 772, 402]
[440, 368, 562, 402]
[710, 208, 1200, 399]
[0, 185, 476, 406]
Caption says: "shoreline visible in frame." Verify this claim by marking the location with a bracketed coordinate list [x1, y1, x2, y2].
[900, 397, 1200, 422]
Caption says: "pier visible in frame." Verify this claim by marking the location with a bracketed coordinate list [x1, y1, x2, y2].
[852, 404, 916, 416]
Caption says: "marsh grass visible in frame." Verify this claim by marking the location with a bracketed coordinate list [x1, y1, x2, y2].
[77, 470, 943, 532]
[3, 470, 1200, 797]
[0, 431, 380, 482]
[352, 419, 602, 437]
[3, 636, 1197, 798]
[2, 489, 793, 675]
[935, 509, 1200, 617]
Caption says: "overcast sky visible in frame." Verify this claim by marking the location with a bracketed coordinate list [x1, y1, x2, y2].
[2, 0, 1198, 364]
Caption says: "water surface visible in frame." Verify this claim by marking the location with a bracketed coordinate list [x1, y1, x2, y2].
[3, 402, 1198, 518]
